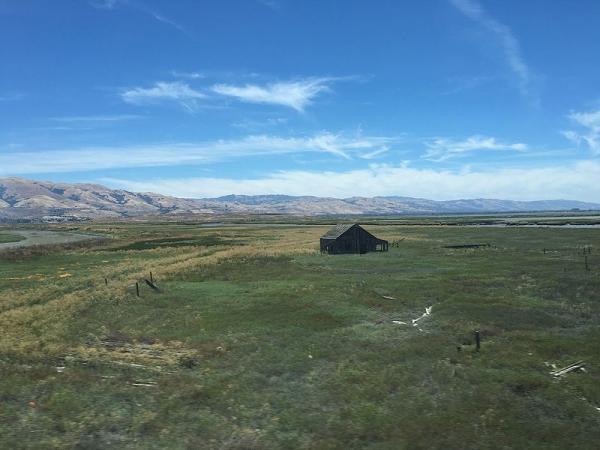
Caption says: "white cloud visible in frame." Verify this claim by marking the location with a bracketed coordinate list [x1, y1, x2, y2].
[424, 135, 527, 161]
[171, 70, 204, 79]
[562, 109, 600, 154]
[212, 78, 334, 112]
[450, 0, 534, 99]
[103, 160, 600, 202]
[121, 82, 205, 112]
[0, 133, 396, 175]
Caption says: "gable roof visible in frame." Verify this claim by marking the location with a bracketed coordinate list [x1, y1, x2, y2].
[321, 223, 357, 239]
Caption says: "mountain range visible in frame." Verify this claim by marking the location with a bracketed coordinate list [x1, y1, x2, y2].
[1, 177, 599, 222]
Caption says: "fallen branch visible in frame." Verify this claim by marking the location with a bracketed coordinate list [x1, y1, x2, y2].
[551, 360, 585, 377]
[412, 306, 432, 326]
[131, 381, 157, 387]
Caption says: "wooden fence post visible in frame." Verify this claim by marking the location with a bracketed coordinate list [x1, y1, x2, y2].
[475, 330, 481, 352]
[136, 282, 139, 297]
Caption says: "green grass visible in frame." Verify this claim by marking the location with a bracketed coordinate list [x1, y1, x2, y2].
[1, 222, 599, 449]
[0, 232, 25, 244]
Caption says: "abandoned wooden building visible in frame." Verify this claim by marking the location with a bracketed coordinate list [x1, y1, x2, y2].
[320, 223, 389, 254]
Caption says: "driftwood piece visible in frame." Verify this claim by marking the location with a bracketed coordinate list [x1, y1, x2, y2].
[412, 306, 432, 326]
[551, 360, 585, 377]
[131, 381, 157, 387]
[371, 304, 433, 328]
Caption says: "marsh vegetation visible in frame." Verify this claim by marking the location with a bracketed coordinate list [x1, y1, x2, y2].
[0, 232, 25, 244]
[1, 221, 599, 449]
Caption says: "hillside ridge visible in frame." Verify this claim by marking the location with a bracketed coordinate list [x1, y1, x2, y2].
[1, 177, 599, 221]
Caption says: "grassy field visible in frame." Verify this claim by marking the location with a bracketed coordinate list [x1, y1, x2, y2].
[1, 221, 599, 449]
[0, 232, 25, 244]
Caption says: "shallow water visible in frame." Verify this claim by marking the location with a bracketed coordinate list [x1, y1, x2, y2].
[0, 230, 102, 250]
[464, 223, 600, 229]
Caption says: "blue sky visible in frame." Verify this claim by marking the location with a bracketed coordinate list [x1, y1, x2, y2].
[2, 0, 600, 200]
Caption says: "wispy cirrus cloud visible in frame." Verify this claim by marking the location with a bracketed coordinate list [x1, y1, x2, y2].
[0, 133, 397, 175]
[562, 109, 600, 154]
[424, 135, 528, 161]
[103, 160, 600, 202]
[121, 81, 205, 112]
[359, 147, 390, 160]
[450, 0, 535, 100]
[120, 75, 351, 112]
[90, 0, 187, 35]
[143, 9, 187, 35]
[212, 77, 335, 112]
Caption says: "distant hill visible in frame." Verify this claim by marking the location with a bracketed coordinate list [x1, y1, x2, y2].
[0, 177, 214, 221]
[1, 177, 599, 222]
[206, 194, 600, 215]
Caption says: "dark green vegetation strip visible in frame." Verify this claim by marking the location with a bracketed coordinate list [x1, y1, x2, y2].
[1, 224, 600, 449]
[111, 234, 242, 251]
[0, 232, 25, 244]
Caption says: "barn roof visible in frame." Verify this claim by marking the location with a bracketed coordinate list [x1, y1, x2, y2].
[321, 223, 357, 239]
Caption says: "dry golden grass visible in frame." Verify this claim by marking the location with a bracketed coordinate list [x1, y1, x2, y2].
[0, 226, 325, 361]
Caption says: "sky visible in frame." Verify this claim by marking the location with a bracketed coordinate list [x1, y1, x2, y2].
[2, 0, 600, 201]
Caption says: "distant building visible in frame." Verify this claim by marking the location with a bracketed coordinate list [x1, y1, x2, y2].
[320, 223, 388, 254]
